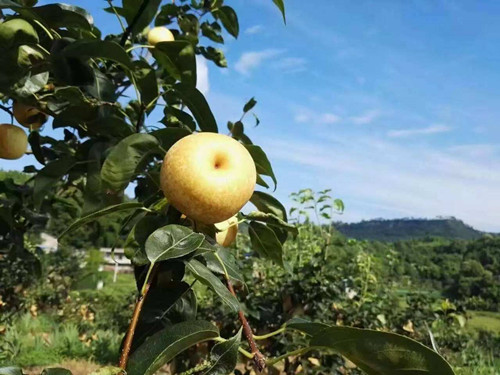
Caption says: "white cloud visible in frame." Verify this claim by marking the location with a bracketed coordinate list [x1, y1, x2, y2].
[196, 56, 209, 95]
[234, 49, 283, 75]
[448, 144, 498, 158]
[260, 135, 500, 232]
[244, 24, 264, 35]
[387, 124, 452, 138]
[272, 57, 307, 73]
[293, 107, 341, 124]
[320, 113, 341, 124]
[350, 110, 381, 125]
[294, 112, 310, 123]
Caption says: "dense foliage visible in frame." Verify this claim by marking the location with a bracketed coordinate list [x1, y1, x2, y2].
[1, 218, 499, 373]
[335, 218, 486, 242]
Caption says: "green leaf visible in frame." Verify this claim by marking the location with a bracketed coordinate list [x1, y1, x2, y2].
[122, 0, 162, 38]
[214, 6, 239, 38]
[161, 106, 196, 130]
[153, 41, 196, 86]
[192, 237, 219, 257]
[145, 224, 205, 263]
[245, 211, 297, 235]
[248, 221, 284, 267]
[253, 113, 260, 127]
[58, 202, 144, 239]
[334, 198, 345, 212]
[101, 133, 160, 192]
[82, 142, 111, 214]
[41, 369, 72, 375]
[203, 329, 242, 375]
[198, 46, 227, 68]
[201, 21, 223, 43]
[34, 157, 76, 209]
[28, 131, 45, 165]
[199, 47, 227, 68]
[63, 40, 134, 70]
[286, 317, 329, 337]
[288, 319, 456, 375]
[133, 59, 158, 109]
[151, 127, 191, 151]
[245, 145, 277, 190]
[186, 259, 239, 312]
[231, 121, 243, 138]
[0, 1, 20, 8]
[0, 368, 23, 375]
[50, 38, 95, 87]
[125, 214, 170, 266]
[243, 97, 257, 113]
[85, 70, 117, 102]
[175, 84, 218, 132]
[250, 191, 297, 243]
[204, 247, 244, 284]
[140, 281, 197, 325]
[250, 191, 288, 221]
[13, 71, 49, 97]
[272, 0, 286, 24]
[256, 174, 269, 189]
[0, 18, 38, 49]
[126, 321, 219, 375]
[19, 4, 93, 31]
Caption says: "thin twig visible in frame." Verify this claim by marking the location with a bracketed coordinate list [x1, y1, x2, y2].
[214, 253, 266, 372]
[107, 0, 127, 33]
[119, 0, 153, 46]
[0, 104, 13, 122]
[136, 104, 146, 133]
[118, 263, 158, 370]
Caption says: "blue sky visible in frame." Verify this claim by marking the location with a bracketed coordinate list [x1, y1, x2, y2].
[2, 0, 500, 232]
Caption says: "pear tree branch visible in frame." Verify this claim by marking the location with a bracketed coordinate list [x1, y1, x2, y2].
[214, 253, 266, 372]
[118, 263, 158, 370]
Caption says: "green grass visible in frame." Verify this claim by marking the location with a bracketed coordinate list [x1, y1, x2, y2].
[0, 313, 121, 367]
[97, 271, 135, 293]
[467, 310, 500, 335]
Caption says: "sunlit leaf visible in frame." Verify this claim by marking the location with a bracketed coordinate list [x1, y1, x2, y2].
[175, 83, 218, 132]
[145, 224, 205, 263]
[287, 318, 456, 375]
[213, 6, 239, 38]
[248, 221, 284, 267]
[204, 247, 244, 283]
[127, 321, 219, 375]
[245, 145, 276, 190]
[243, 97, 257, 113]
[153, 41, 196, 86]
[101, 133, 160, 192]
[186, 259, 239, 312]
[203, 329, 242, 375]
[272, 0, 286, 24]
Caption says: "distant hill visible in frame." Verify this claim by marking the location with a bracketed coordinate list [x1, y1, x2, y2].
[334, 217, 486, 242]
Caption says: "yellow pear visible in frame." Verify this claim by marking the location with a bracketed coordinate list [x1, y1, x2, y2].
[13, 101, 48, 130]
[160, 133, 256, 224]
[147, 27, 175, 45]
[215, 215, 239, 247]
[0, 124, 28, 159]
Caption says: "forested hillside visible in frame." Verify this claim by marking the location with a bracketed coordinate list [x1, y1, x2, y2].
[335, 218, 486, 241]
